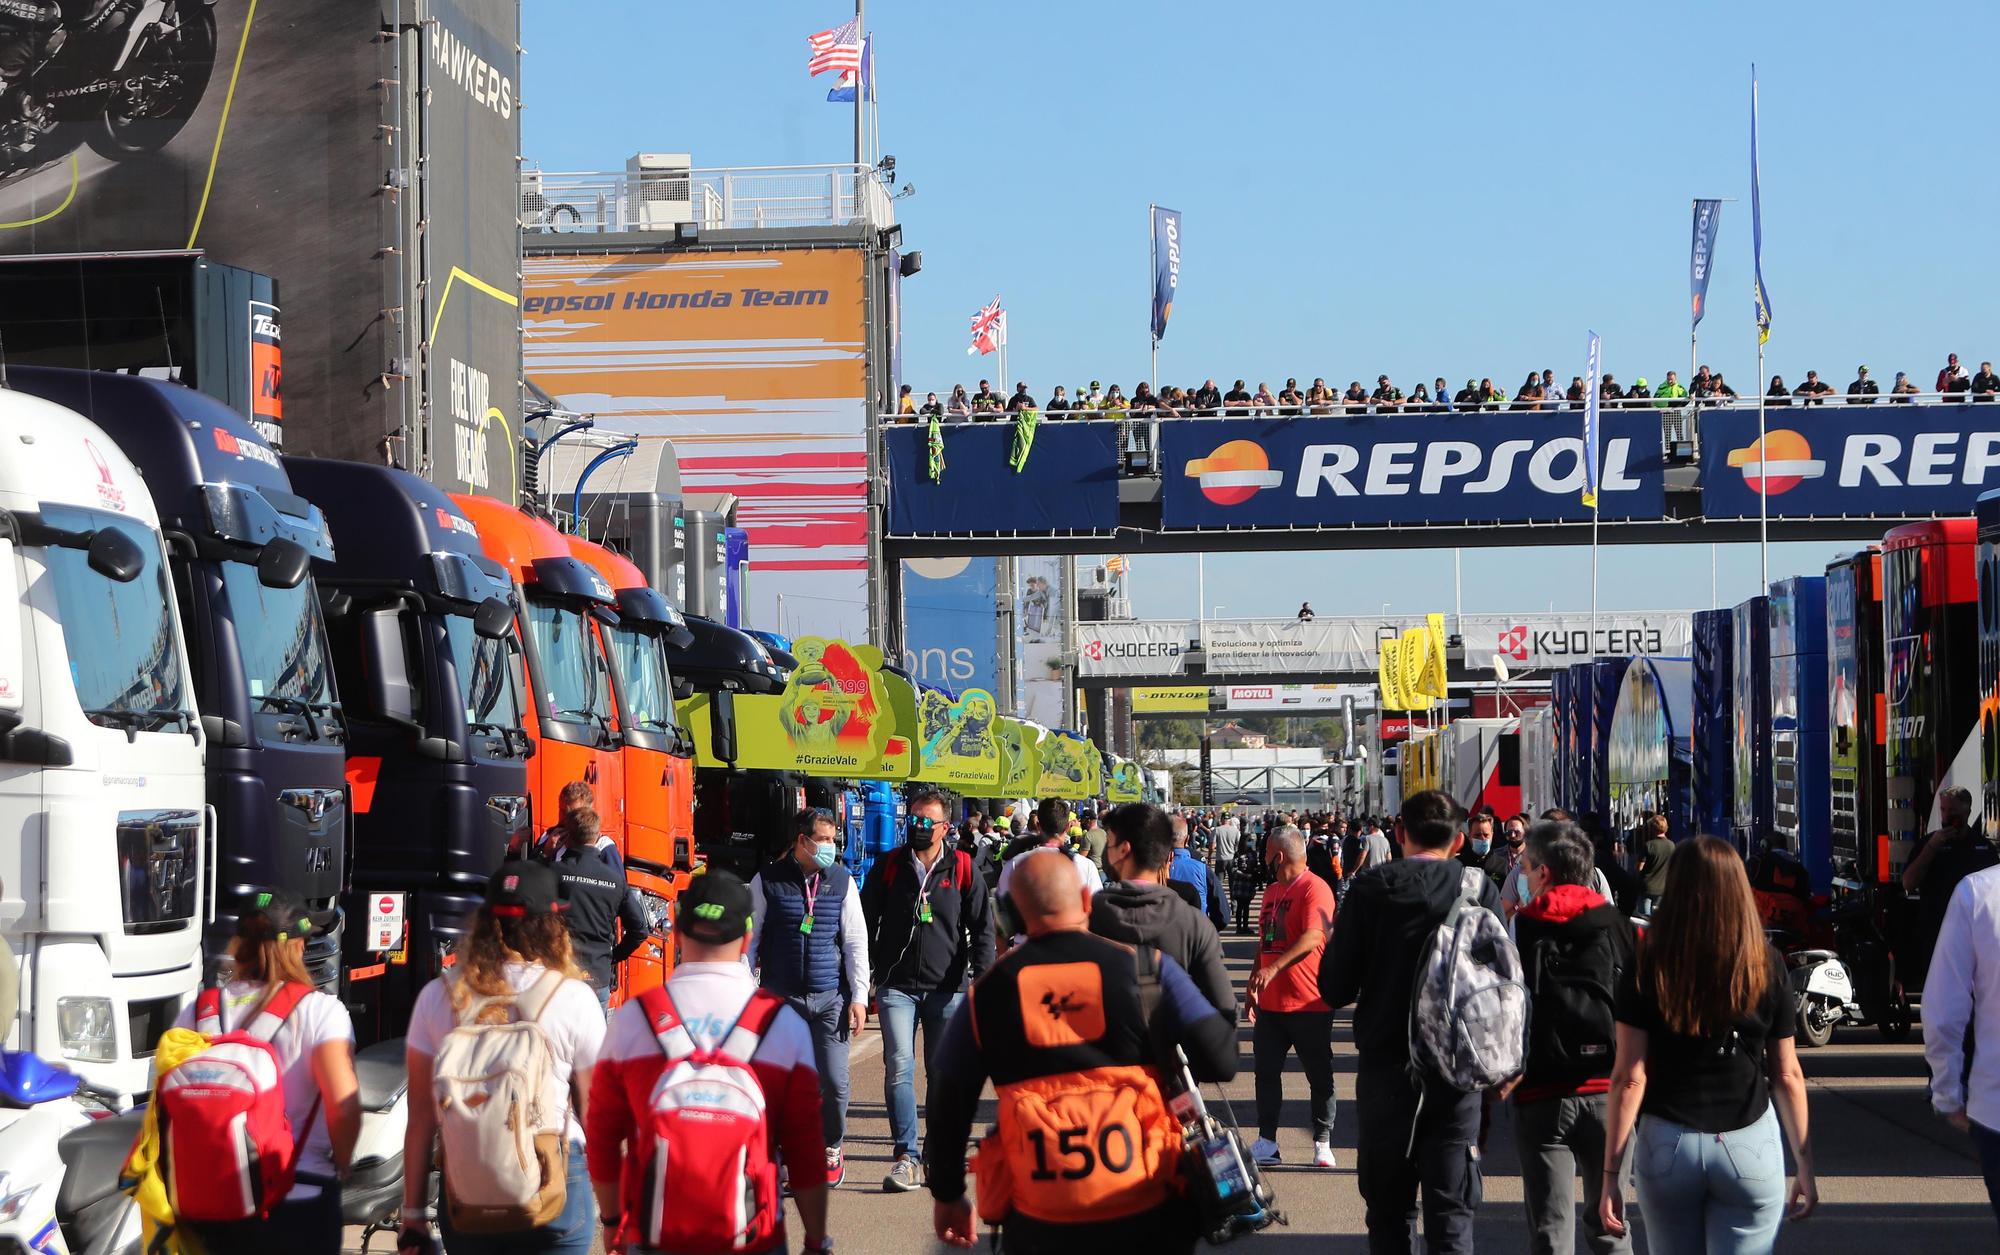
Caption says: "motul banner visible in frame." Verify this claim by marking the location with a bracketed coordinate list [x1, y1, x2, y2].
[1202, 619, 1414, 675]
[1073, 620, 1195, 678]
[1460, 613, 1693, 670]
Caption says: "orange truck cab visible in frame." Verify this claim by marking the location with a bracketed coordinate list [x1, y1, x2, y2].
[452, 498, 637, 981]
[565, 536, 698, 993]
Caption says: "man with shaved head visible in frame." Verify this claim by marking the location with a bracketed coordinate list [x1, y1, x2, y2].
[1247, 825, 1340, 1170]
[924, 846, 1239, 1251]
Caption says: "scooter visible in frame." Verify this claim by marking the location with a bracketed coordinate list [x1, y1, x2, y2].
[346, 1037, 416, 1253]
[0, 1050, 143, 1255]
[1786, 947, 1861, 1049]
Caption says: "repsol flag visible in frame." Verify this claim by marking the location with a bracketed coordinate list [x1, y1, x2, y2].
[1701, 406, 2000, 519]
[1151, 206, 1181, 342]
[1164, 413, 1666, 529]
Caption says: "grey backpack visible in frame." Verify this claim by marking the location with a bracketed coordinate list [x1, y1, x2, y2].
[1409, 866, 1530, 1092]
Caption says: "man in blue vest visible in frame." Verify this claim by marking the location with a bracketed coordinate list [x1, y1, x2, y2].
[750, 807, 871, 1188]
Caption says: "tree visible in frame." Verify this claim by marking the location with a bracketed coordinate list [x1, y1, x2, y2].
[1138, 717, 1203, 752]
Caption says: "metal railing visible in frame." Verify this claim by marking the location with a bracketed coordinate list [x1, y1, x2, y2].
[521, 164, 895, 234]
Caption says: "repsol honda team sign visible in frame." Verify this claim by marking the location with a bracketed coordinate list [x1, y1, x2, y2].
[1162, 413, 1666, 529]
[1701, 406, 2000, 518]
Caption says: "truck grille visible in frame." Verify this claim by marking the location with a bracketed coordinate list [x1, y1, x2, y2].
[115, 809, 201, 933]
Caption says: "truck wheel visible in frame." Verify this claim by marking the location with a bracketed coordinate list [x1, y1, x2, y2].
[1797, 994, 1834, 1048]
[1879, 994, 1914, 1043]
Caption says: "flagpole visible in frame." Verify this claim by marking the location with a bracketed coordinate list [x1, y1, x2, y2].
[1758, 337, 1768, 587]
[1148, 203, 1158, 394]
[852, 0, 864, 169]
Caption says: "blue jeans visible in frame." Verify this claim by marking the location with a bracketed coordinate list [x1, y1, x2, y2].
[878, 985, 963, 1160]
[785, 989, 852, 1149]
[1633, 1106, 1786, 1255]
[194, 1180, 342, 1255]
[1969, 1120, 2000, 1230]
[440, 1144, 596, 1255]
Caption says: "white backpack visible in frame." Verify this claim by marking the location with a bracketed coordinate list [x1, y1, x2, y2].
[431, 969, 570, 1233]
[1410, 866, 1531, 1093]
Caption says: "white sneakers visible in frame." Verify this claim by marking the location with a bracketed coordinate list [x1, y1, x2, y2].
[1312, 1142, 1338, 1169]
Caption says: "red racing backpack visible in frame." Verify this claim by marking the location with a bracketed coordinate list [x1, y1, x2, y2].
[156, 983, 319, 1223]
[623, 986, 786, 1254]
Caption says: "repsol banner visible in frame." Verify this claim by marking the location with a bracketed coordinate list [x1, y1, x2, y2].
[1073, 620, 1195, 678]
[1701, 406, 2000, 518]
[1460, 613, 1693, 669]
[1162, 413, 1666, 529]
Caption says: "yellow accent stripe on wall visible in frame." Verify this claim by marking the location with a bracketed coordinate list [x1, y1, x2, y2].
[186, 0, 262, 248]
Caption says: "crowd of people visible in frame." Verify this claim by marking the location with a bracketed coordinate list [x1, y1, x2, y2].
[894, 353, 2000, 421]
[155, 774, 2000, 1255]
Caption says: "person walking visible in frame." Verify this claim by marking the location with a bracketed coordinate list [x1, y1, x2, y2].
[588, 870, 833, 1255]
[1509, 822, 1637, 1255]
[1321, 790, 1497, 1255]
[861, 786, 996, 1192]
[1167, 812, 1231, 931]
[925, 851, 1239, 1252]
[1599, 837, 1816, 1253]
[749, 807, 871, 1187]
[1637, 813, 1675, 915]
[543, 806, 648, 1014]
[1213, 811, 1242, 868]
[1090, 802, 1237, 1019]
[169, 892, 359, 1255]
[1923, 857, 2000, 1220]
[400, 861, 608, 1255]
[1076, 805, 1108, 873]
[1248, 826, 1339, 1170]
[1229, 829, 1263, 934]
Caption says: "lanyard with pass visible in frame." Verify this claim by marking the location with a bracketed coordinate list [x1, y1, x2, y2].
[801, 872, 820, 934]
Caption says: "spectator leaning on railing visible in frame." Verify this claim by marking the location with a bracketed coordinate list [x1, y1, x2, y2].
[1973, 362, 2000, 400]
[1848, 366, 1879, 403]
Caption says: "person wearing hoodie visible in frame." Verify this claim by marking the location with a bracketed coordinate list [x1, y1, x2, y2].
[1507, 822, 1638, 1255]
[1089, 802, 1236, 1021]
[1321, 789, 1500, 1255]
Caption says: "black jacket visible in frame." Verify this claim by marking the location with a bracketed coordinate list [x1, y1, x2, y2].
[1514, 893, 1636, 1090]
[545, 844, 646, 988]
[860, 844, 995, 994]
[1089, 880, 1236, 1021]
[1321, 855, 1501, 1066]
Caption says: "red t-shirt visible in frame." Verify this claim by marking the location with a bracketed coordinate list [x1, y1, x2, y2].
[1257, 872, 1336, 1013]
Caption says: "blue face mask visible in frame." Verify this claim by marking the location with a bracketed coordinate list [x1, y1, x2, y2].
[813, 841, 838, 870]
[1471, 838, 1492, 856]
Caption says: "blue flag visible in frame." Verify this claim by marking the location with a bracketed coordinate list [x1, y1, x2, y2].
[827, 36, 872, 102]
[1150, 205, 1181, 342]
[1582, 331, 1602, 508]
[1751, 70, 1772, 344]
[1691, 199, 1722, 328]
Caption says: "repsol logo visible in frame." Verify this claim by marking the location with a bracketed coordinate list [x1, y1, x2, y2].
[1162, 217, 1179, 290]
[1295, 437, 1641, 497]
[1889, 714, 1927, 739]
[521, 287, 829, 315]
[1832, 433, 2000, 487]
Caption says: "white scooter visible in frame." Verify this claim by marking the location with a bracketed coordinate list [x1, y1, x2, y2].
[1788, 948, 1860, 1048]
[0, 1050, 142, 1255]
[345, 1037, 417, 1252]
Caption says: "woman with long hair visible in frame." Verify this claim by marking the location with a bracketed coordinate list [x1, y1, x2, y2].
[399, 861, 606, 1255]
[1600, 837, 1816, 1253]
[171, 891, 360, 1255]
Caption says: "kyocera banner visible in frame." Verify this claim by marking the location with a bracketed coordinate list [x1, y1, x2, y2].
[1701, 407, 2000, 519]
[1202, 619, 1417, 675]
[1461, 613, 1693, 669]
[1163, 413, 1665, 529]
[1073, 620, 1195, 678]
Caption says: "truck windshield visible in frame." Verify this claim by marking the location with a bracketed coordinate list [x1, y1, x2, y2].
[524, 598, 608, 726]
[40, 505, 190, 730]
[444, 613, 524, 734]
[607, 623, 681, 733]
[218, 560, 335, 710]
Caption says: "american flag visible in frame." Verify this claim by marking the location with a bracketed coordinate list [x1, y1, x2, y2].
[966, 296, 1005, 356]
[807, 19, 862, 77]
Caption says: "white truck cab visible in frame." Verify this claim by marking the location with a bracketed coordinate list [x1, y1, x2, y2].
[0, 388, 206, 1099]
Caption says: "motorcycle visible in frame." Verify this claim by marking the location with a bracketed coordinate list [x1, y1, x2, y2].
[0, 1050, 143, 1255]
[346, 1036, 420, 1253]
[1786, 946, 1862, 1049]
[0, 0, 218, 176]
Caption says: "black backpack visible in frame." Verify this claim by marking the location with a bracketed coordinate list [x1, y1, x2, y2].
[1526, 923, 1621, 1081]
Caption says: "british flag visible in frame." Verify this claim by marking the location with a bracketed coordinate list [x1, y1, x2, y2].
[807, 19, 862, 77]
[966, 295, 1006, 356]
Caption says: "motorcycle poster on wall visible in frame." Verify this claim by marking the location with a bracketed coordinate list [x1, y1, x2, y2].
[0, 0, 523, 498]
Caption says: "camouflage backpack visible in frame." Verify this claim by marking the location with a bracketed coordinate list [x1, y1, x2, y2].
[1409, 866, 1530, 1093]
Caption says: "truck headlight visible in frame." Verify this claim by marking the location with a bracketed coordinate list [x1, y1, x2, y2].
[58, 996, 116, 1064]
[641, 892, 672, 936]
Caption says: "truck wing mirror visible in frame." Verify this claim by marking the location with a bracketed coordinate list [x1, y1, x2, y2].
[473, 596, 513, 640]
[256, 538, 311, 589]
[709, 689, 737, 765]
[86, 528, 144, 583]
[0, 538, 21, 723]
[360, 607, 421, 732]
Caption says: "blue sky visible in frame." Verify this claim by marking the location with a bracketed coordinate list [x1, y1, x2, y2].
[524, 1, 1997, 621]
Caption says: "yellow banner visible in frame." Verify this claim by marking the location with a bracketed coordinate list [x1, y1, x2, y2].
[1038, 729, 1096, 799]
[1106, 756, 1143, 802]
[1132, 686, 1210, 714]
[724, 637, 906, 776]
[914, 688, 1003, 792]
[1378, 637, 1406, 710]
[1400, 628, 1434, 711]
[1420, 612, 1450, 700]
[997, 718, 1040, 794]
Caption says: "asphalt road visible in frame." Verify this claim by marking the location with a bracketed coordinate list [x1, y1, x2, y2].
[348, 887, 1996, 1253]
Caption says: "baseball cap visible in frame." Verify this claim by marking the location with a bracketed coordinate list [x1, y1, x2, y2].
[679, 868, 754, 944]
[486, 859, 567, 918]
[236, 888, 327, 943]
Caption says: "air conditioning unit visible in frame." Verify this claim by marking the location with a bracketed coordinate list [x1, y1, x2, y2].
[625, 152, 693, 230]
